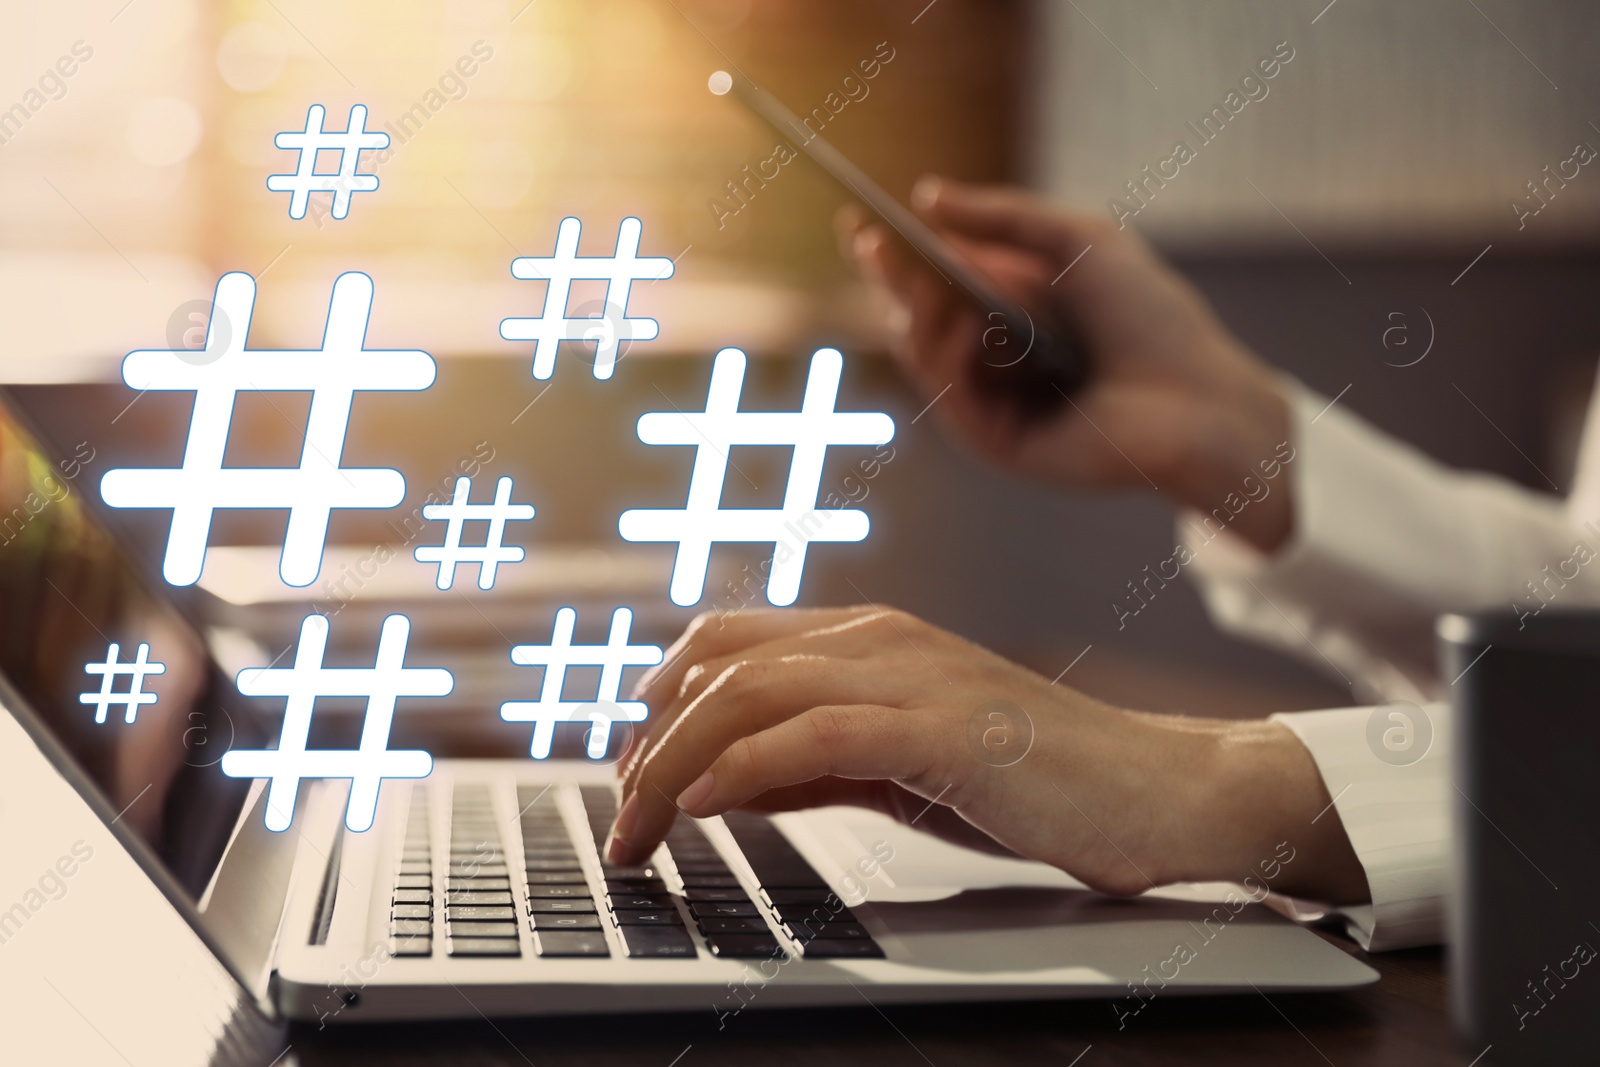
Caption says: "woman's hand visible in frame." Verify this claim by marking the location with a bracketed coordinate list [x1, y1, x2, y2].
[846, 177, 1294, 552]
[609, 606, 1369, 903]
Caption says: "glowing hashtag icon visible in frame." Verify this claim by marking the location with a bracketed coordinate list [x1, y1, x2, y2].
[499, 217, 675, 380]
[267, 104, 389, 220]
[99, 271, 436, 588]
[221, 614, 452, 833]
[80, 643, 166, 725]
[500, 607, 663, 759]
[413, 475, 536, 590]
[619, 348, 895, 606]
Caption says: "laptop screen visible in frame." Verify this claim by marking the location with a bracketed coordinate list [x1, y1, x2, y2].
[0, 394, 256, 899]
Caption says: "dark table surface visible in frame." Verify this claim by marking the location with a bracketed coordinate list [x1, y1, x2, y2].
[285, 933, 1473, 1067]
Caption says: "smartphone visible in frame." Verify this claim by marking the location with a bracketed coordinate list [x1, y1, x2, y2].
[710, 69, 1088, 411]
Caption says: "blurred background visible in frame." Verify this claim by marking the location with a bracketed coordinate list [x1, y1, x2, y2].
[4, 0, 1600, 745]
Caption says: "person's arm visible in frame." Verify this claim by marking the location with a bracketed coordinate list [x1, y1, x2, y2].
[606, 605, 1455, 950]
[835, 179, 1530, 947]
[606, 607, 1372, 906]
[849, 177, 1600, 697]
[1184, 375, 1600, 697]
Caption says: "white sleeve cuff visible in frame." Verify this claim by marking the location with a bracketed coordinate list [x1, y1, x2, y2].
[1270, 704, 1450, 951]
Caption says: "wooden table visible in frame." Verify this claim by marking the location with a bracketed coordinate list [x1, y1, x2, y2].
[286, 935, 1469, 1066]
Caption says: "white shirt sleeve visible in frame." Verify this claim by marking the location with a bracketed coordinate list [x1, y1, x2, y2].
[1269, 704, 1450, 952]
[1177, 373, 1600, 949]
[1181, 375, 1600, 702]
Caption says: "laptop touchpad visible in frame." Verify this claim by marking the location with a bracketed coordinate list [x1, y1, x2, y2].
[779, 806, 1292, 977]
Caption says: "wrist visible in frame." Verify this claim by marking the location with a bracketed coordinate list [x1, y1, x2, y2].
[1169, 365, 1295, 554]
[1168, 717, 1369, 904]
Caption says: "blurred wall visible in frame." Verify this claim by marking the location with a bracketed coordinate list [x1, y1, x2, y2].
[1032, 0, 1600, 248]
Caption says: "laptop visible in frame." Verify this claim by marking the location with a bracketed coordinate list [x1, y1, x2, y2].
[0, 388, 1376, 1025]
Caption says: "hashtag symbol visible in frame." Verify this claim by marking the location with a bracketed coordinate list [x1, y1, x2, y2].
[499, 217, 676, 380]
[500, 608, 663, 759]
[221, 614, 452, 832]
[413, 475, 537, 590]
[619, 348, 895, 606]
[100, 271, 436, 588]
[267, 104, 389, 220]
[79, 643, 167, 725]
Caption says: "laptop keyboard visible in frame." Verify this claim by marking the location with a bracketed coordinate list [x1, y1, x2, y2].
[385, 782, 885, 962]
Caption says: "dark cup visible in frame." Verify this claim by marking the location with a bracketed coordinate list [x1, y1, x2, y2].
[1441, 610, 1600, 1064]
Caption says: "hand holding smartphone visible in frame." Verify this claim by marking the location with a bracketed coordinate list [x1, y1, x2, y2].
[710, 69, 1088, 413]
